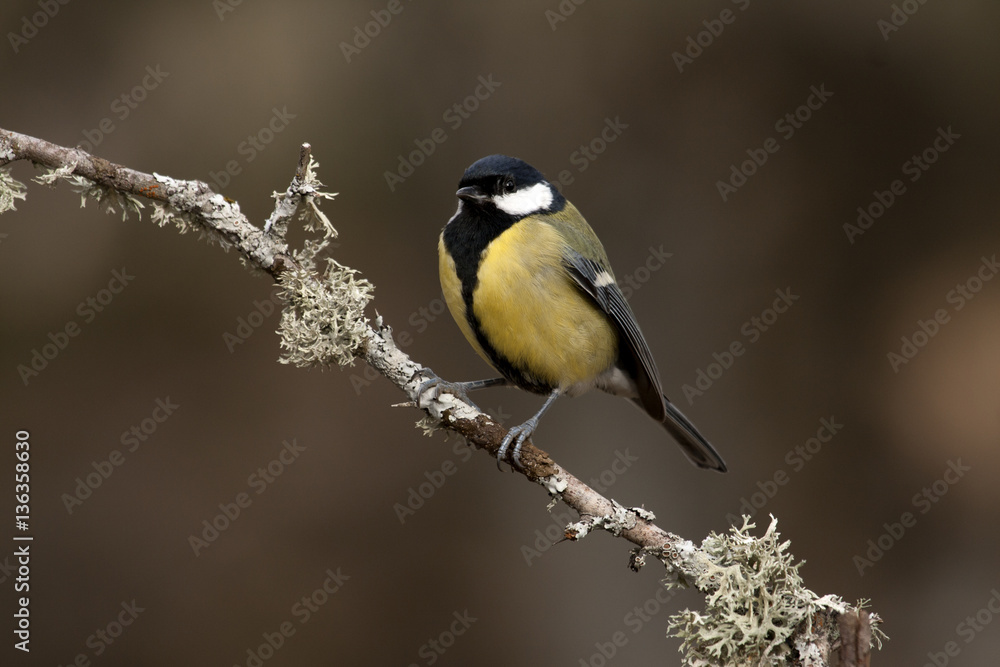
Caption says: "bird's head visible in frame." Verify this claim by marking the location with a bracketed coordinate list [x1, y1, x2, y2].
[455, 154, 565, 218]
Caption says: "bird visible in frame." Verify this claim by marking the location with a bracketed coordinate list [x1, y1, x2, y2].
[418, 154, 726, 473]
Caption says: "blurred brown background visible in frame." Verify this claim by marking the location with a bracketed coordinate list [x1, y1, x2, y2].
[2, 0, 999, 665]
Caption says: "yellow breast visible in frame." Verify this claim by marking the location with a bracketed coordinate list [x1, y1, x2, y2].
[441, 218, 617, 391]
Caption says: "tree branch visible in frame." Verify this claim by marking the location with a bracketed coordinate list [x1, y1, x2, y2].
[0, 127, 294, 275]
[0, 127, 882, 666]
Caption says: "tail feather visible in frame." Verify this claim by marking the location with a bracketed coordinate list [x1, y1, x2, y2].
[633, 395, 728, 472]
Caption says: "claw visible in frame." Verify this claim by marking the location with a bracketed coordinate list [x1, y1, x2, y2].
[496, 419, 537, 471]
[412, 368, 490, 411]
[494, 389, 562, 472]
[412, 369, 438, 406]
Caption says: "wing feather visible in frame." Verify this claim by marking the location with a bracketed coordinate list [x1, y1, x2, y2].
[563, 249, 666, 421]
[561, 240, 727, 472]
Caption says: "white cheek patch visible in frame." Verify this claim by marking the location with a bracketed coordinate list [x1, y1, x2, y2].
[494, 181, 554, 216]
[594, 271, 615, 287]
[446, 201, 463, 225]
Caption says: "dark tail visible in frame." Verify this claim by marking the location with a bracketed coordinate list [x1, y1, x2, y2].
[633, 395, 728, 472]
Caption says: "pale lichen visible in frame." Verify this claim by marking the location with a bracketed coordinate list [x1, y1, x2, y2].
[150, 201, 198, 235]
[667, 516, 881, 666]
[0, 167, 28, 213]
[276, 235, 373, 368]
[152, 174, 240, 250]
[3, 162, 143, 220]
[566, 501, 652, 539]
[543, 475, 568, 496]
[67, 173, 144, 221]
[271, 153, 376, 368]
[32, 162, 77, 185]
[265, 155, 338, 239]
[416, 414, 441, 436]
[291, 157, 336, 233]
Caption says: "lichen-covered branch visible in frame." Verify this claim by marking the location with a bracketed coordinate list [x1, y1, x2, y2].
[0, 126, 883, 666]
[0, 127, 291, 274]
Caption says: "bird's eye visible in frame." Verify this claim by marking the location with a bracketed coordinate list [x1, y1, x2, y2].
[502, 179, 516, 194]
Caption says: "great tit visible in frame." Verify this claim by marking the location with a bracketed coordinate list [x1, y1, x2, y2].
[422, 154, 726, 473]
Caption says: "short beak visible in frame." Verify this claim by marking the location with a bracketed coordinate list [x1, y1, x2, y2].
[456, 186, 489, 203]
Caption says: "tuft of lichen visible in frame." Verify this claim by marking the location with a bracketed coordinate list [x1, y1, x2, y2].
[416, 414, 443, 436]
[32, 162, 77, 186]
[289, 157, 336, 233]
[151, 202, 197, 235]
[37, 166, 146, 221]
[667, 516, 870, 666]
[265, 155, 338, 239]
[276, 237, 373, 368]
[0, 167, 28, 213]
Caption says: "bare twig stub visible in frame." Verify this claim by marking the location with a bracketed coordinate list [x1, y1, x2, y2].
[835, 611, 873, 667]
[0, 126, 882, 666]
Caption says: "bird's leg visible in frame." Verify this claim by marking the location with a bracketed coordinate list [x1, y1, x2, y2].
[497, 389, 562, 471]
[413, 368, 507, 411]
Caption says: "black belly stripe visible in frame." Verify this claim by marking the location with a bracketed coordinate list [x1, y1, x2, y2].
[466, 309, 554, 395]
[443, 210, 554, 395]
[443, 208, 512, 309]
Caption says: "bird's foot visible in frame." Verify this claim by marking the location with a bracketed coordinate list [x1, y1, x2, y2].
[496, 418, 538, 472]
[412, 368, 483, 411]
